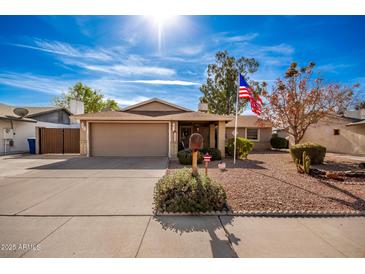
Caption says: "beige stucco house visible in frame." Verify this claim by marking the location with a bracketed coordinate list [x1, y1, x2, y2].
[72, 98, 273, 158]
[226, 116, 273, 150]
[300, 113, 365, 155]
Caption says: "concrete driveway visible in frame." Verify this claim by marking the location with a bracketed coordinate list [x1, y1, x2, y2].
[0, 155, 167, 215]
[1, 154, 365, 258]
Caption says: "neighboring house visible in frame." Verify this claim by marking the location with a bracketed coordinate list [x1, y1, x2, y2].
[226, 116, 273, 150]
[300, 112, 365, 155]
[272, 128, 289, 139]
[0, 103, 79, 155]
[72, 98, 272, 158]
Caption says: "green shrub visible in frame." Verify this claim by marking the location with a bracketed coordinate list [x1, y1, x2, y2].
[290, 142, 326, 165]
[153, 168, 227, 212]
[177, 149, 203, 165]
[226, 137, 253, 159]
[200, 147, 222, 161]
[270, 136, 289, 149]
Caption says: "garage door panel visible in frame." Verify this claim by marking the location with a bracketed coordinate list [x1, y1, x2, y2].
[91, 123, 168, 156]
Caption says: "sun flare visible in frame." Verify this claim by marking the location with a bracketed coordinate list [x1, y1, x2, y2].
[146, 14, 178, 52]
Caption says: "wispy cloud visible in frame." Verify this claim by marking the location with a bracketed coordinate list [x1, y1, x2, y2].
[9, 38, 115, 61]
[0, 72, 70, 95]
[82, 64, 176, 77]
[214, 32, 259, 43]
[258, 43, 295, 55]
[114, 96, 150, 107]
[317, 63, 352, 73]
[118, 79, 199, 86]
[176, 44, 204, 56]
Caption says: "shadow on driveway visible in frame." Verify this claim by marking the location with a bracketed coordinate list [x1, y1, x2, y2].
[28, 156, 169, 170]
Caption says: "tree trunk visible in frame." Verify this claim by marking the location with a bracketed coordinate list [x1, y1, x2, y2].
[294, 135, 300, 144]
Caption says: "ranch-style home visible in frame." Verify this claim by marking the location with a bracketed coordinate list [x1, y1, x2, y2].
[72, 98, 273, 158]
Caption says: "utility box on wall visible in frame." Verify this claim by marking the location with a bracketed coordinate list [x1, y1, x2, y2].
[3, 128, 14, 140]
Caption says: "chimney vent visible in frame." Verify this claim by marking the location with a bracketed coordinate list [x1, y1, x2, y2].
[198, 103, 208, 112]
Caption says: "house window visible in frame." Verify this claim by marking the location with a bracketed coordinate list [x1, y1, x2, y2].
[334, 129, 340, 135]
[246, 128, 259, 141]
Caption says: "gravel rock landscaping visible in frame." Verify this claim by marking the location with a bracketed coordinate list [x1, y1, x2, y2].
[168, 151, 365, 213]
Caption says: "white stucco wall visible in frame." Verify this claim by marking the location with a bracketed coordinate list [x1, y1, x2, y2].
[0, 120, 79, 155]
[0, 120, 36, 155]
[300, 116, 365, 155]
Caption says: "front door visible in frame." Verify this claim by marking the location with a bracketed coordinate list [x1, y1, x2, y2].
[180, 126, 193, 149]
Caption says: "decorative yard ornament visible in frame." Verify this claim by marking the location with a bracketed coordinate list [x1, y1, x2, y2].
[203, 153, 212, 175]
[218, 161, 226, 171]
[189, 133, 203, 175]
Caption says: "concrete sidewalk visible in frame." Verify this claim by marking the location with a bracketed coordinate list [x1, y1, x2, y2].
[1, 216, 364, 258]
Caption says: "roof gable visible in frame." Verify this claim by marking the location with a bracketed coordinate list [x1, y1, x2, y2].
[122, 98, 191, 113]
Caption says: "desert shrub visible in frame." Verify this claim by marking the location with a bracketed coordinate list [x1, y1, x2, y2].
[200, 147, 222, 161]
[294, 151, 311, 174]
[226, 137, 253, 159]
[177, 149, 203, 165]
[153, 168, 227, 212]
[290, 142, 326, 165]
[270, 136, 289, 149]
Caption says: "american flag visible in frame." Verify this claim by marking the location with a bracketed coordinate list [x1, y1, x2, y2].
[239, 74, 252, 99]
[238, 74, 263, 115]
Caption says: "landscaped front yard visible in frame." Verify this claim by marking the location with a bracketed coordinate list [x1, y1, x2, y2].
[168, 151, 365, 212]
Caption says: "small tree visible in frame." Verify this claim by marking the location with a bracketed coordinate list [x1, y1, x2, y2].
[200, 50, 266, 115]
[261, 62, 356, 144]
[53, 82, 120, 113]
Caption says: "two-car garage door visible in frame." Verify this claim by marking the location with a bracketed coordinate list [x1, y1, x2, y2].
[90, 123, 169, 156]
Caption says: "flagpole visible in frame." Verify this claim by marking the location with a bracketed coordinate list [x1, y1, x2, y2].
[233, 74, 240, 165]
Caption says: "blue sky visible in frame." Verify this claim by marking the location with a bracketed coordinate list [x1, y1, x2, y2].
[0, 15, 364, 111]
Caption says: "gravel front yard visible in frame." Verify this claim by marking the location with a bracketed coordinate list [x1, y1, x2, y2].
[168, 151, 365, 212]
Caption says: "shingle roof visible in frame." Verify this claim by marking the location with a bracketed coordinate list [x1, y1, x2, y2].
[0, 103, 36, 122]
[26, 107, 71, 117]
[121, 97, 192, 112]
[0, 102, 70, 122]
[71, 110, 233, 122]
[226, 115, 272, 128]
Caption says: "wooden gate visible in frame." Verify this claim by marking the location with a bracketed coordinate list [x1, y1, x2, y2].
[39, 128, 80, 154]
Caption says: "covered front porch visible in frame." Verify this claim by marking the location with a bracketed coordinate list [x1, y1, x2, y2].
[170, 120, 227, 158]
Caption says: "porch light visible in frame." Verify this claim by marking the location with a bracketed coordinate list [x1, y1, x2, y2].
[81, 122, 86, 131]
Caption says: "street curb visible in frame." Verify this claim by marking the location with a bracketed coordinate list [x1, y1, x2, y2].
[154, 210, 365, 217]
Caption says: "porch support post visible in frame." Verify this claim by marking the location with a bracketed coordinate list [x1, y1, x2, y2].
[80, 120, 88, 156]
[217, 121, 225, 157]
[209, 123, 216, 148]
[170, 121, 178, 158]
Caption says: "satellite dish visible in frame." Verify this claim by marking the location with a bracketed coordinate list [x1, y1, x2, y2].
[13, 107, 29, 117]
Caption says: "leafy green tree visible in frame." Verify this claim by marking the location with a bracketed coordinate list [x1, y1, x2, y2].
[200, 50, 265, 115]
[53, 82, 120, 113]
